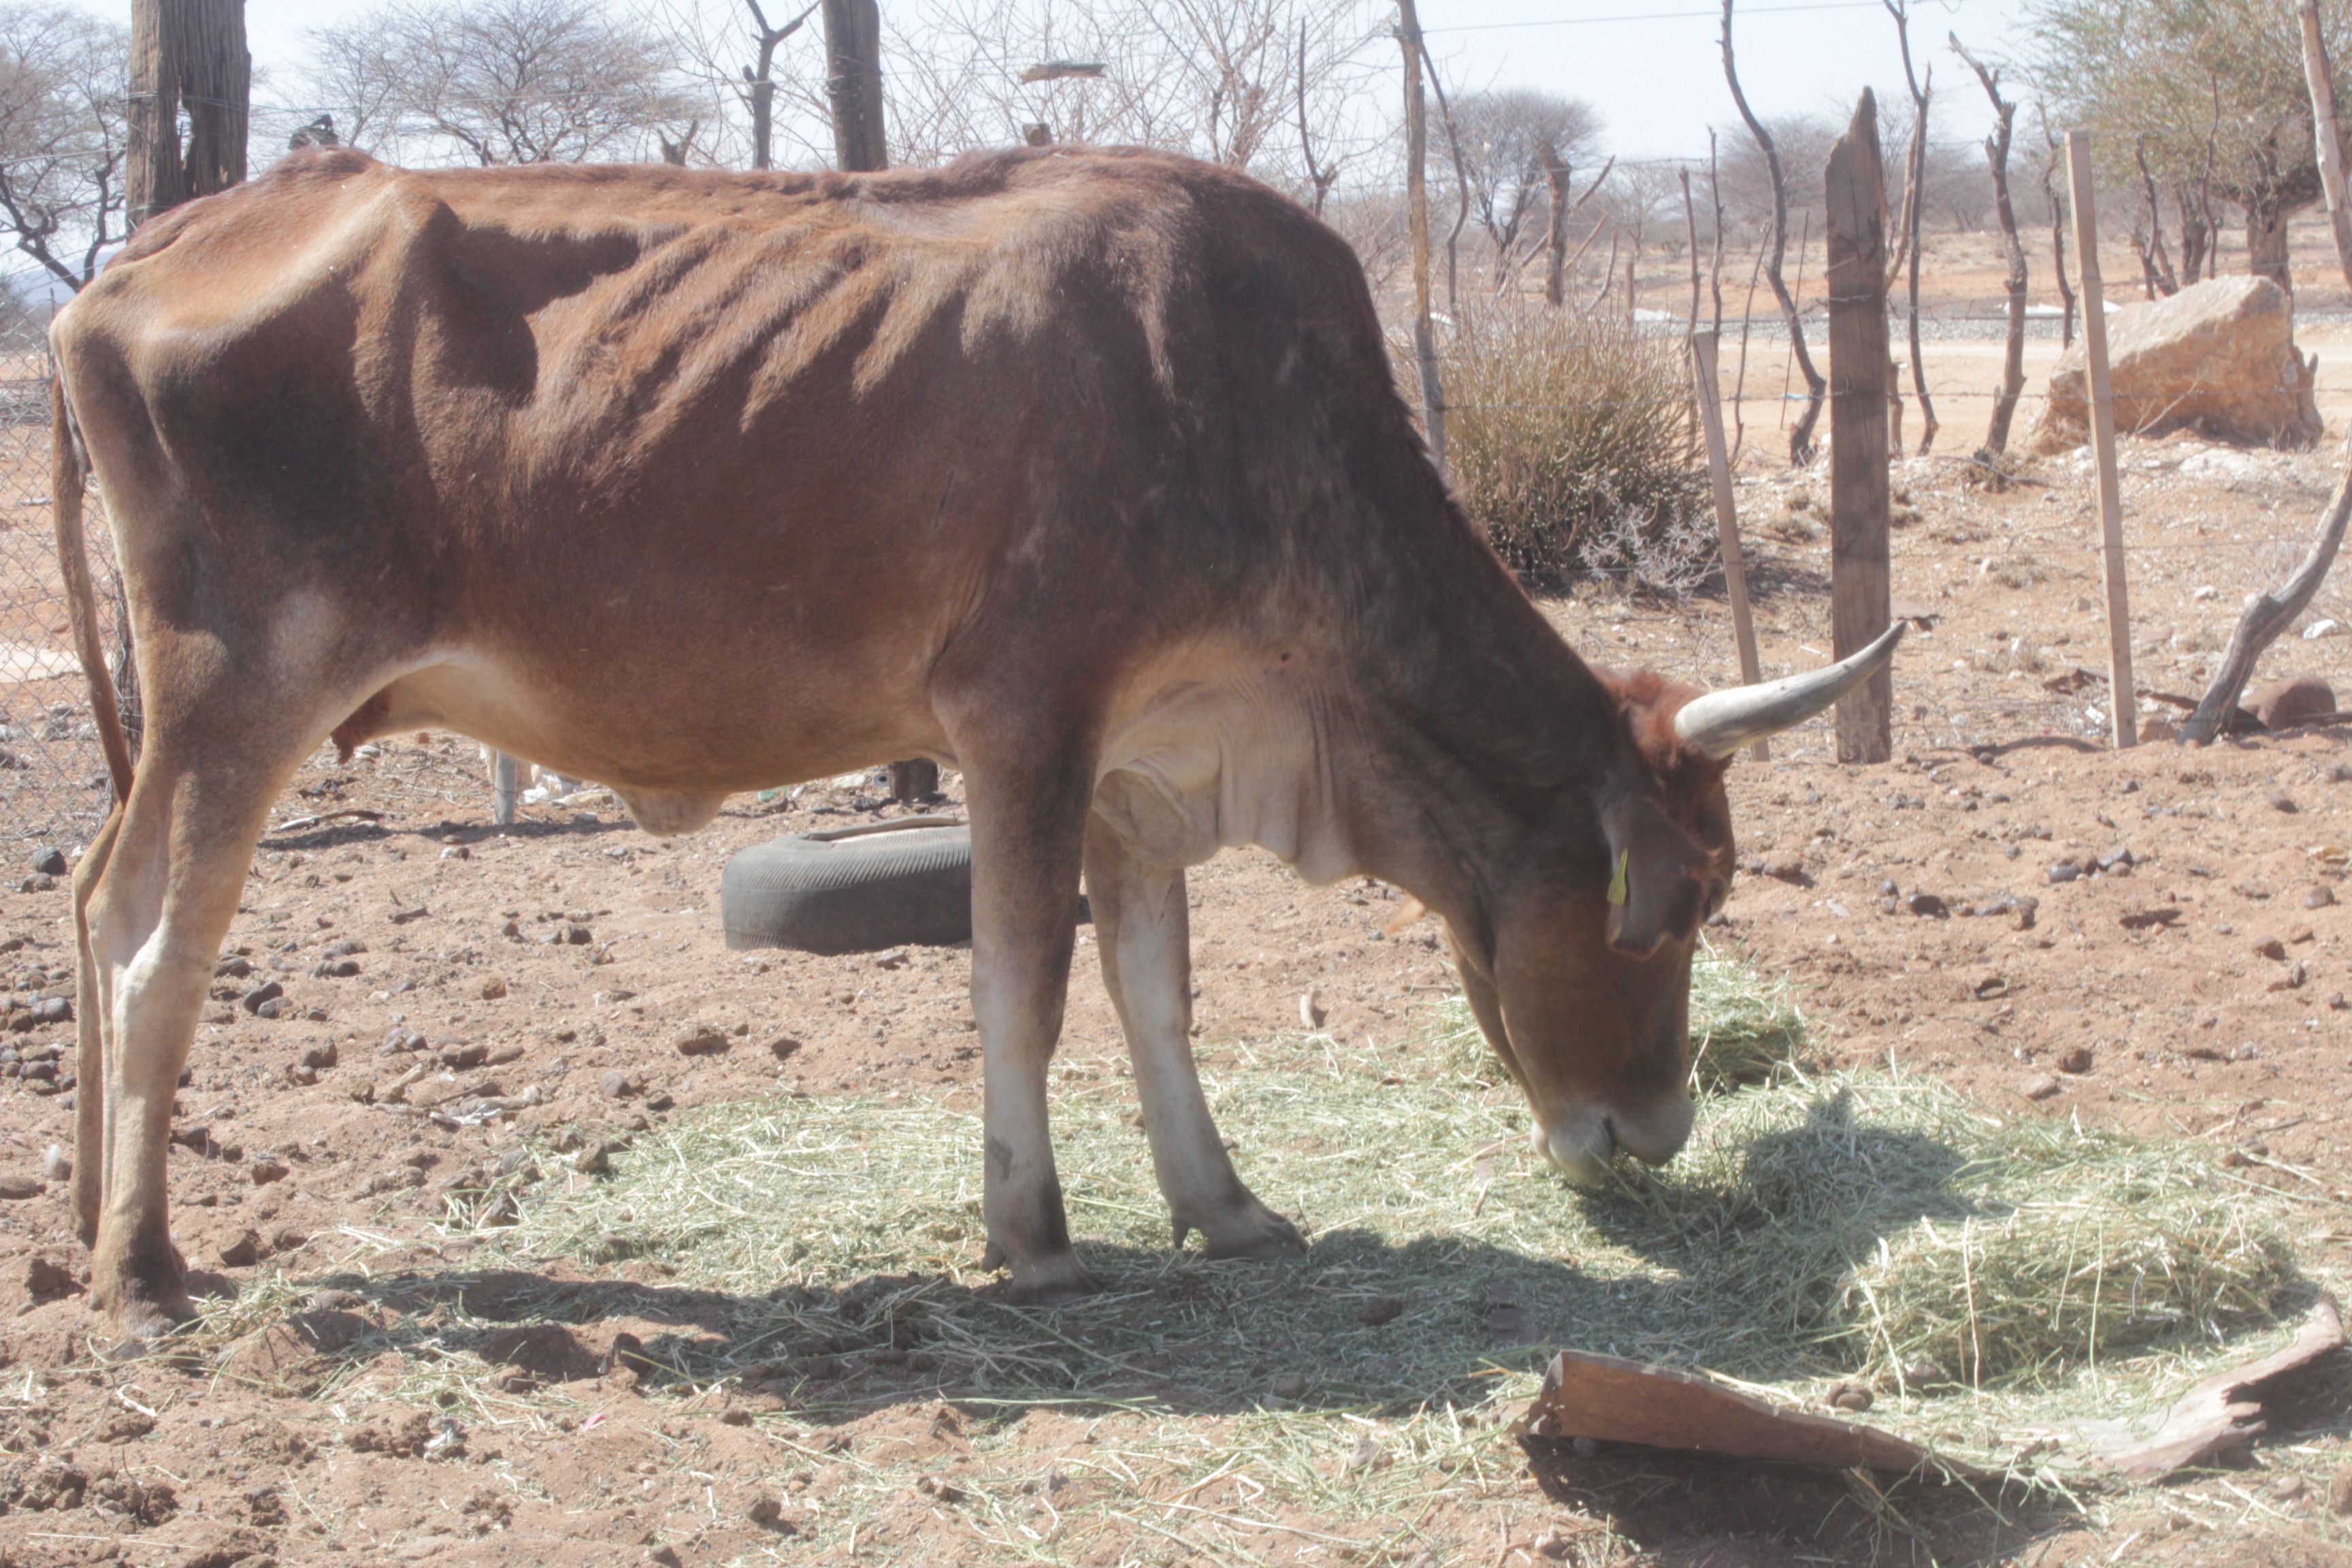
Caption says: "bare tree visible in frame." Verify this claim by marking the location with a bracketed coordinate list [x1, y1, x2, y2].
[0, 5, 126, 293]
[2038, 112, 2076, 349]
[745, 1, 817, 170]
[1883, 0, 1934, 454]
[1953, 33, 2027, 457]
[1721, 0, 1825, 464]
[1448, 86, 1601, 270]
[307, 0, 693, 166]
[2131, 136, 2180, 297]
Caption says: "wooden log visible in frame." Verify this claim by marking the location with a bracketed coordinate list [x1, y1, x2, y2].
[2182, 438, 2352, 745]
[1688, 329, 1768, 762]
[2066, 129, 2137, 749]
[2299, 0, 2352, 289]
[1823, 91, 1893, 764]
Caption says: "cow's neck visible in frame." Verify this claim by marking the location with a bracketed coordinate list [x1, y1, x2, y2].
[1094, 529, 1627, 938]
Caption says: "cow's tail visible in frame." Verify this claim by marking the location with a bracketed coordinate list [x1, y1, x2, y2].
[52, 375, 133, 802]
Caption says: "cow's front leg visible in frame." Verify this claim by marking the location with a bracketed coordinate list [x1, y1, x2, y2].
[1085, 817, 1305, 1259]
[960, 743, 1095, 1303]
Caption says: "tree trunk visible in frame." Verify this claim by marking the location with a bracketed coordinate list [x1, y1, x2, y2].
[1544, 143, 1570, 307]
[2298, 0, 2352, 288]
[127, 0, 249, 230]
[2249, 196, 2295, 294]
[2044, 148, 2076, 348]
[821, 0, 887, 172]
[1954, 37, 2027, 454]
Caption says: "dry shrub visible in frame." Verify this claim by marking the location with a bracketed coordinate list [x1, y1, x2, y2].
[1437, 300, 1707, 589]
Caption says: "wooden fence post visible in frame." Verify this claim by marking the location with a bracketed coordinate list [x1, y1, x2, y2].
[491, 752, 521, 826]
[1823, 92, 1893, 764]
[1689, 329, 1769, 762]
[2066, 129, 2137, 749]
[1396, 0, 1446, 478]
[821, 0, 887, 173]
[127, 0, 249, 229]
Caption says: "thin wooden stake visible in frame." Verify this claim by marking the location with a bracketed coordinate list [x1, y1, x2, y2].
[1397, 0, 1446, 479]
[1823, 92, 1893, 764]
[491, 751, 520, 826]
[1689, 329, 1768, 762]
[2066, 129, 2137, 749]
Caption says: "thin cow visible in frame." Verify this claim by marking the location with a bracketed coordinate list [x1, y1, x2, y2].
[52, 146, 1897, 1339]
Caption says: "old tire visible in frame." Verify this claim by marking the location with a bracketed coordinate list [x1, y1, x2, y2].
[721, 818, 972, 955]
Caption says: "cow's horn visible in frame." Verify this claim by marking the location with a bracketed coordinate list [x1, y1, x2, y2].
[1672, 622, 1906, 761]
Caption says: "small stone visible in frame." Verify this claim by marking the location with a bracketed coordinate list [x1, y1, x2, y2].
[1270, 1373, 1307, 1399]
[572, 1139, 612, 1175]
[29, 848, 64, 877]
[673, 1023, 730, 1057]
[1906, 892, 1948, 917]
[439, 1043, 487, 1070]
[1357, 1294, 1405, 1327]
[1825, 1380, 1874, 1412]
[2309, 885, 2338, 909]
[767, 1036, 802, 1063]
[500, 919, 521, 938]
[2047, 862, 2080, 884]
[480, 977, 508, 1000]
[241, 981, 283, 1015]
[0, 1173, 42, 1200]
[2256, 936, 2289, 961]
[745, 1491, 787, 1529]
[250, 1158, 289, 1186]
[216, 1229, 261, 1268]
[2012, 896, 2040, 930]
[285, 1062, 316, 1086]
[33, 996, 68, 1024]
[564, 924, 593, 945]
[16, 875, 52, 894]
[2019, 1074, 2063, 1101]
[600, 1070, 637, 1100]
[299, 1041, 338, 1071]
[2328, 1462, 2352, 1516]
[2274, 1471, 2308, 1502]
[2056, 1044, 2095, 1075]
[2270, 791, 2300, 813]
[215, 956, 252, 979]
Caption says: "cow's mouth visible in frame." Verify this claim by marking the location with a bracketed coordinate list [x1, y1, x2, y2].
[1533, 1096, 1695, 1186]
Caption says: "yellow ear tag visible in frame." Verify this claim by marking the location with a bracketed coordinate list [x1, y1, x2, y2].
[1607, 849, 1630, 907]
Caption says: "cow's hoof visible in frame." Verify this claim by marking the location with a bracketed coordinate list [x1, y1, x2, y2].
[1197, 1203, 1309, 1261]
[91, 1291, 195, 1360]
[1000, 1253, 1095, 1305]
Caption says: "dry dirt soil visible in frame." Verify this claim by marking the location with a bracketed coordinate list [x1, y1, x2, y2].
[18, 267, 2352, 1567]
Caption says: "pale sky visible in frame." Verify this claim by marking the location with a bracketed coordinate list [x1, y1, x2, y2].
[73, 0, 2044, 163]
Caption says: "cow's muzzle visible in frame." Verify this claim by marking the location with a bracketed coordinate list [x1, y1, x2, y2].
[1532, 1095, 1696, 1186]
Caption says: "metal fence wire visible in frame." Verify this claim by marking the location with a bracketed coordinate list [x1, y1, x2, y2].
[0, 323, 125, 853]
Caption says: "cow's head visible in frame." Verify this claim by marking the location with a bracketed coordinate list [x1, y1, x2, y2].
[1451, 625, 1904, 1184]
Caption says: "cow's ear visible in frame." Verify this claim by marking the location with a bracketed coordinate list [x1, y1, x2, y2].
[1599, 792, 1708, 958]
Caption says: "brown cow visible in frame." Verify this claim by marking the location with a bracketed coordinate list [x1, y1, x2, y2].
[51, 146, 1896, 1340]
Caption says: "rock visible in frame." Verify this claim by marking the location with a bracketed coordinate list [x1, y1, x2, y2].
[29, 847, 64, 877]
[480, 977, 508, 1000]
[2047, 862, 2080, 884]
[673, 1023, 730, 1057]
[439, 1042, 487, 1070]
[217, 1229, 261, 1268]
[1906, 892, 1948, 917]
[249, 1158, 289, 1186]
[2248, 676, 2337, 730]
[767, 1036, 802, 1063]
[22, 1253, 77, 1303]
[40, 1143, 67, 1183]
[2019, 1074, 2063, 1101]
[216, 956, 252, 979]
[15, 875, 52, 894]
[32, 996, 68, 1024]
[2256, 936, 2289, 961]
[2029, 275, 2322, 453]
[2268, 791, 2301, 814]
[600, 1070, 637, 1100]
[241, 980, 283, 1015]
[2274, 1471, 2308, 1502]
[572, 1139, 612, 1175]
[2056, 1044, 2096, 1075]
[564, 924, 593, 945]
[2329, 1461, 2352, 1516]
[0, 1173, 44, 1200]
[2308, 885, 2337, 909]
[299, 1041, 338, 1071]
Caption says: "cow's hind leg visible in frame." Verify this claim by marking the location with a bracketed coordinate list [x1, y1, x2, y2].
[79, 716, 312, 1341]
[67, 802, 124, 1247]
[1084, 819, 1305, 1259]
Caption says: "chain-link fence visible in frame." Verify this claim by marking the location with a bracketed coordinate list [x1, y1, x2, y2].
[0, 321, 127, 853]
